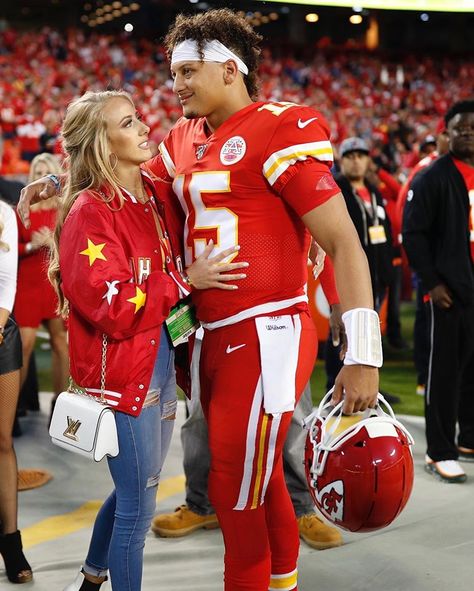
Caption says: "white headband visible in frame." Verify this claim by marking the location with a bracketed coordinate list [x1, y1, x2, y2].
[171, 39, 249, 75]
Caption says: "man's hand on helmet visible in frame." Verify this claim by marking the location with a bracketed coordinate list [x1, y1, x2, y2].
[331, 365, 379, 414]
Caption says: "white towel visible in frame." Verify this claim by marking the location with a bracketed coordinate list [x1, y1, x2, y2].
[255, 314, 302, 415]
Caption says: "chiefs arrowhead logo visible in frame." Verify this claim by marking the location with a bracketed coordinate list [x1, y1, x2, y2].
[316, 480, 344, 522]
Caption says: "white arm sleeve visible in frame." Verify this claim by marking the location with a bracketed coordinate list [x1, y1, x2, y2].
[0, 201, 18, 313]
[342, 307, 383, 368]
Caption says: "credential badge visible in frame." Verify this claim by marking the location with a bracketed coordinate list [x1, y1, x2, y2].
[220, 136, 246, 166]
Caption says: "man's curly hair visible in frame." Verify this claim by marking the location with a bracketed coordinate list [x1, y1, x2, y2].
[164, 9, 263, 100]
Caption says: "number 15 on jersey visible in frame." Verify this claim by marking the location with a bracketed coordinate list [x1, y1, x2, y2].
[173, 171, 239, 265]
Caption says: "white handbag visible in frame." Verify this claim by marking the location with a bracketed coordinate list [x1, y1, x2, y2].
[49, 334, 119, 462]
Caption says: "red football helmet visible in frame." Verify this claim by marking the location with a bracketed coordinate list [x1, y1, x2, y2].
[304, 391, 414, 533]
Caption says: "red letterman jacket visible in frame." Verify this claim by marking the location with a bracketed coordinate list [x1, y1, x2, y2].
[59, 177, 189, 417]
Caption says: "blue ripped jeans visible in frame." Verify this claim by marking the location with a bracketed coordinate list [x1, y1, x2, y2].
[83, 328, 176, 591]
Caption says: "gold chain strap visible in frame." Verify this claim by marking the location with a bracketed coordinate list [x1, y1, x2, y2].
[100, 333, 107, 402]
[67, 333, 108, 405]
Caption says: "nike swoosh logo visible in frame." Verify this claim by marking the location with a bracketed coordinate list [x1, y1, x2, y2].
[298, 117, 318, 129]
[226, 344, 247, 354]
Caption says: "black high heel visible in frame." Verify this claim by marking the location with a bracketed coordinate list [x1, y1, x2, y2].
[0, 530, 33, 584]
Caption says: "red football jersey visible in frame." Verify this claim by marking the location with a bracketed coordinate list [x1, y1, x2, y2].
[153, 101, 336, 322]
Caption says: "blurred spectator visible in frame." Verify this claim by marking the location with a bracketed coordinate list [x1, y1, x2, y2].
[325, 137, 394, 391]
[337, 138, 393, 307]
[0, 137, 23, 206]
[0, 198, 33, 584]
[398, 129, 450, 395]
[14, 153, 68, 422]
[0, 135, 27, 431]
[39, 109, 61, 155]
[16, 116, 45, 163]
[419, 134, 437, 157]
[403, 100, 474, 483]
[1, 27, 473, 176]
[366, 158, 406, 349]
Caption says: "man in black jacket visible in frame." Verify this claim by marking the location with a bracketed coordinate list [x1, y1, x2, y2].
[325, 137, 393, 389]
[403, 100, 474, 483]
[335, 138, 393, 309]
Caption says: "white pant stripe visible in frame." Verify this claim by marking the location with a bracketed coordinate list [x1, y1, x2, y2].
[233, 377, 264, 510]
[260, 414, 281, 504]
[426, 300, 435, 406]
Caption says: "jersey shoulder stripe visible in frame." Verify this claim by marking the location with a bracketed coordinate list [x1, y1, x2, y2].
[263, 141, 333, 186]
[159, 141, 176, 179]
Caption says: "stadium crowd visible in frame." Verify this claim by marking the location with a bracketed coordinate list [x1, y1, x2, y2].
[1, 26, 473, 178]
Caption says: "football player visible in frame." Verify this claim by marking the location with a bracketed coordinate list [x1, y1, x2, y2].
[149, 10, 381, 591]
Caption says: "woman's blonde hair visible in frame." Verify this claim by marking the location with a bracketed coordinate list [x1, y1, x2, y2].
[48, 90, 135, 315]
[28, 152, 63, 183]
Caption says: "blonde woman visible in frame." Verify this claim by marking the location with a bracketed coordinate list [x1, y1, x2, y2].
[14, 153, 68, 414]
[0, 198, 32, 584]
[47, 90, 246, 591]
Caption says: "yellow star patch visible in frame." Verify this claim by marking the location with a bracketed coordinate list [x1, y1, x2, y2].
[80, 239, 107, 266]
[127, 287, 146, 313]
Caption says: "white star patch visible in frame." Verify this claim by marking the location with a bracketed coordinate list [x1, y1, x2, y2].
[103, 280, 120, 305]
